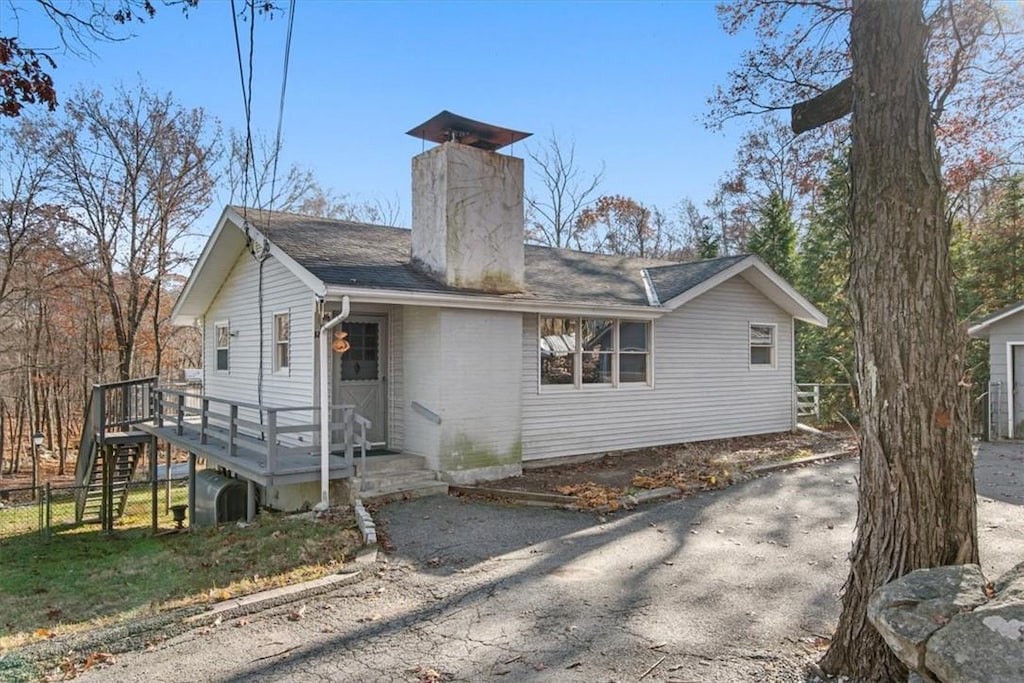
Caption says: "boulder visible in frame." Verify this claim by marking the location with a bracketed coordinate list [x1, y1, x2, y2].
[926, 602, 1024, 682]
[867, 565, 989, 674]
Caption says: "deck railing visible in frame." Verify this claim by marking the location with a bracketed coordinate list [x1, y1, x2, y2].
[151, 387, 372, 474]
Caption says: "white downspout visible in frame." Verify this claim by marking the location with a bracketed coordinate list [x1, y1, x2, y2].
[316, 296, 350, 510]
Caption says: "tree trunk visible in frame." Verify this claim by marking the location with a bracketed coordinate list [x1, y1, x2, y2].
[820, 1, 979, 678]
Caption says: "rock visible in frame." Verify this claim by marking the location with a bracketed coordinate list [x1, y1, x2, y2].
[926, 602, 1024, 682]
[992, 559, 1024, 598]
[868, 565, 989, 674]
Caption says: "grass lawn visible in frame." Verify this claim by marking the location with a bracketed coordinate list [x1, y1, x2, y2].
[0, 507, 363, 651]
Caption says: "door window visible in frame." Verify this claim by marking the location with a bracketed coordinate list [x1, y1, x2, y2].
[339, 321, 379, 381]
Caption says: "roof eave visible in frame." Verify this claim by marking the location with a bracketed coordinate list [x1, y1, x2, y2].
[967, 302, 1024, 338]
[660, 255, 828, 327]
[171, 207, 328, 327]
[322, 284, 665, 319]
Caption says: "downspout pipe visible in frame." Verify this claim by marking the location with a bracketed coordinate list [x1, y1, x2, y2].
[315, 295, 349, 510]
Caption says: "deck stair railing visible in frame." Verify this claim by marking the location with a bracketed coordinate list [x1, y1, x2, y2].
[75, 377, 158, 526]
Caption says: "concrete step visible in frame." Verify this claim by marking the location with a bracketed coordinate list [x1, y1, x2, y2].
[359, 469, 439, 493]
[355, 453, 428, 476]
[360, 480, 449, 504]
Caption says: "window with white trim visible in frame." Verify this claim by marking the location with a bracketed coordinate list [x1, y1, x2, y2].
[274, 312, 290, 372]
[540, 316, 651, 388]
[749, 323, 775, 366]
[215, 322, 230, 372]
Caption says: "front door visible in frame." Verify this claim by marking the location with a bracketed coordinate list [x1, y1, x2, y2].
[333, 316, 387, 446]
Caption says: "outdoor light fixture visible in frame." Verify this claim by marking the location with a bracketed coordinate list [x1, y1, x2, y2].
[31, 431, 43, 499]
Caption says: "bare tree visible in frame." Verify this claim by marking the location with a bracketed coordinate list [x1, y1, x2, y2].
[46, 83, 219, 381]
[1, 0, 206, 116]
[525, 134, 604, 249]
[225, 129, 402, 227]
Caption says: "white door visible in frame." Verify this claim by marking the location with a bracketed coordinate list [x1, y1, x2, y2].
[333, 316, 387, 446]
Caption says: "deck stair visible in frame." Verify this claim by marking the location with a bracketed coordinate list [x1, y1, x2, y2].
[354, 453, 447, 502]
[74, 377, 156, 525]
[78, 443, 143, 522]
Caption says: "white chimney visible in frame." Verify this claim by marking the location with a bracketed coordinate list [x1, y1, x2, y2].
[407, 112, 530, 294]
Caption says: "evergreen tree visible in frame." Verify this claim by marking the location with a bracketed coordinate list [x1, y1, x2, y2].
[795, 158, 853, 399]
[695, 222, 720, 259]
[746, 191, 796, 280]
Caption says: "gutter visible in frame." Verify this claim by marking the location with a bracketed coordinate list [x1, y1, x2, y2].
[321, 285, 665, 320]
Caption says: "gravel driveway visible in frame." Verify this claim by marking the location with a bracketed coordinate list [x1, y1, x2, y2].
[72, 443, 1024, 682]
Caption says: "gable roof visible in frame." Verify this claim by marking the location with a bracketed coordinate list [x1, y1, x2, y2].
[172, 207, 827, 327]
[968, 300, 1024, 338]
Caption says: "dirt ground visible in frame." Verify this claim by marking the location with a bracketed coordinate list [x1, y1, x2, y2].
[474, 429, 857, 506]
[0, 455, 78, 491]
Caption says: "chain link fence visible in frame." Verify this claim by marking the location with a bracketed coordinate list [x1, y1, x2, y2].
[0, 478, 188, 541]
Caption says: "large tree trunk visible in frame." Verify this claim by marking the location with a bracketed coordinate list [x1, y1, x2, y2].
[820, 1, 979, 678]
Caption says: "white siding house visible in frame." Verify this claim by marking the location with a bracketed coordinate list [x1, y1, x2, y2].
[969, 302, 1024, 439]
[170, 114, 827, 497]
[521, 277, 794, 461]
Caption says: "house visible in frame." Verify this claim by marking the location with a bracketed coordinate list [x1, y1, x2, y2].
[169, 112, 827, 510]
[968, 300, 1024, 439]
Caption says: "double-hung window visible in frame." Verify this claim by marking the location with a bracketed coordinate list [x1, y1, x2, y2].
[540, 316, 651, 388]
[274, 313, 290, 373]
[215, 322, 230, 372]
[749, 323, 776, 367]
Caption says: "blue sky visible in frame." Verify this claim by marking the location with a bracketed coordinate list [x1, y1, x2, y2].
[7, 0, 752, 229]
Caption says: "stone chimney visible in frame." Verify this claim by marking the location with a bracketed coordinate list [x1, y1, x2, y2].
[407, 112, 530, 294]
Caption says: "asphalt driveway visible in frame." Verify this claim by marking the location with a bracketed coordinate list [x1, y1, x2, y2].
[72, 442, 1024, 682]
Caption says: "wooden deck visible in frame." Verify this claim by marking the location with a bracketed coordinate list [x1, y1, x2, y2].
[136, 421, 354, 487]
[142, 388, 372, 488]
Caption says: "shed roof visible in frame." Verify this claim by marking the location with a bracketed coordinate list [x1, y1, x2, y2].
[968, 300, 1024, 338]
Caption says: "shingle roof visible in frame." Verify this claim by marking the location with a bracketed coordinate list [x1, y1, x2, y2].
[967, 299, 1024, 337]
[232, 207, 749, 309]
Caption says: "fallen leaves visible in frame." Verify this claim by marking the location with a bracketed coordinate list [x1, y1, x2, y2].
[410, 664, 452, 682]
[555, 482, 622, 510]
[58, 651, 116, 679]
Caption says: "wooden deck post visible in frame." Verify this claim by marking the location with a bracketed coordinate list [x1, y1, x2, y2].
[266, 409, 277, 473]
[175, 394, 185, 436]
[247, 479, 256, 522]
[228, 405, 238, 457]
[188, 451, 196, 529]
[150, 436, 158, 534]
[200, 398, 209, 444]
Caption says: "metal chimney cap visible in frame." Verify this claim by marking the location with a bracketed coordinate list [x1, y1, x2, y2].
[406, 111, 531, 151]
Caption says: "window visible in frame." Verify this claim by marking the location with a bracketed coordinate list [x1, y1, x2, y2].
[540, 316, 651, 388]
[215, 322, 230, 372]
[749, 324, 775, 366]
[339, 321, 380, 381]
[274, 313, 290, 372]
